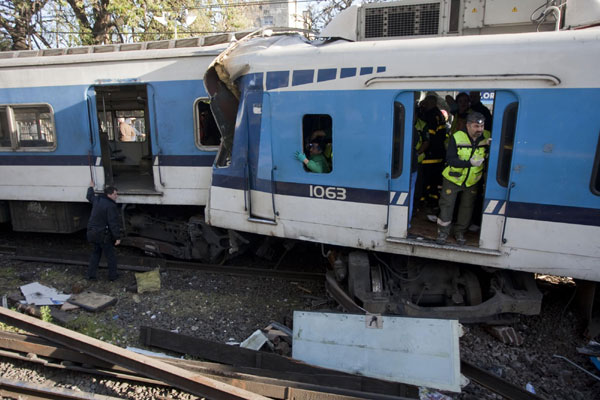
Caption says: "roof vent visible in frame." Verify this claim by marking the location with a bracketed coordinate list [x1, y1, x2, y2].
[362, 2, 441, 39]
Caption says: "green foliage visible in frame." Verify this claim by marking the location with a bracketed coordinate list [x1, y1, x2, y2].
[40, 306, 53, 323]
[66, 314, 125, 344]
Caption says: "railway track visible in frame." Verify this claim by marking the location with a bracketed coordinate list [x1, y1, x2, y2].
[0, 245, 324, 282]
[0, 324, 545, 400]
[0, 327, 416, 400]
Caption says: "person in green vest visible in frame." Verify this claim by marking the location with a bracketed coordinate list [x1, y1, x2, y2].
[295, 138, 331, 173]
[436, 112, 491, 245]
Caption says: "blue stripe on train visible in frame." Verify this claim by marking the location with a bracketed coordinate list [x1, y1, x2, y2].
[0, 155, 215, 167]
[211, 178, 600, 227]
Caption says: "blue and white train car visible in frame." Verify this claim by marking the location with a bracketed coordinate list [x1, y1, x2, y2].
[0, 38, 229, 259]
[204, 28, 600, 319]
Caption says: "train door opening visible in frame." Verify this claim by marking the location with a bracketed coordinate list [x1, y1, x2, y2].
[406, 90, 496, 247]
[94, 85, 155, 193]
[386, 92, 413, 240]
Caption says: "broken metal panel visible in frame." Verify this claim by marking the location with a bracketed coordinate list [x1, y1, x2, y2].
[292, 311, 461, 392]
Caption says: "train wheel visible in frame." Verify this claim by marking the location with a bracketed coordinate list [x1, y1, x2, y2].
[462, 269, 483, 306]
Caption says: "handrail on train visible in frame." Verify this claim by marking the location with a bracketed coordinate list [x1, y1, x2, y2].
[364, 74, 562, 87]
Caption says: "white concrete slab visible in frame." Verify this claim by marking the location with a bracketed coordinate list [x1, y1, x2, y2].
[292, 311, 461, 392]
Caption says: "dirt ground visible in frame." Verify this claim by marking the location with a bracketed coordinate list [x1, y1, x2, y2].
[0, 230, 599, 399]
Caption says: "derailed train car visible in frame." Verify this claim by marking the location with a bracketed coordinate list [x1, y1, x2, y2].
[0, 36, 234, 260]
[203, 13, 600, 321]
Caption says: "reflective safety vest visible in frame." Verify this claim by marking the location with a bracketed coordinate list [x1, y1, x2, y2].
[415, 118, 426, 163]
[442, 130, 488, 187]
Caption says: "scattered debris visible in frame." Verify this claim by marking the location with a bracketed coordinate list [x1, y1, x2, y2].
[525, 382, 536, 393]
[135, 269, 161, 294]
[240, 329, 269, 351]
[419, 387, 453, 400]
[264, 321, 292, 356]
[126, 346, 180, 359]
[591, 356, 600, 372]
[292, 311, 462, 392]
[553, 354, 600, 382]
[139, 326, 419, 397]
[68, 291, 117, 312]
[20, 282, 71, 306]
[484, 325, 524, 346]
[576, 340, 600, 356]
[70, 281, 86, 295]
[5, 292, 75, 324]
[290, 282, 312, 294]
[60, 302, 79, 312]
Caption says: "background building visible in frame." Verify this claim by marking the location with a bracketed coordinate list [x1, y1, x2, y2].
[247, 0, 304, 28]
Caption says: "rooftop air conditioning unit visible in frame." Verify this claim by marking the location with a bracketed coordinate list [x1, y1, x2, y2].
[358, 0, 457, 40]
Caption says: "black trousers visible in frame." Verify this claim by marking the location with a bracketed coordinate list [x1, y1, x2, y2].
[88, 242, 118, 280]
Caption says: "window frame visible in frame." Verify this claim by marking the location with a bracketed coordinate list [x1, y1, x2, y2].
[391, 101, 405, 179]
[193, 97, 221, 151]
[0, 103, 57, 152]
[301, 113, 333, 174]
[496, 101, 518, 187]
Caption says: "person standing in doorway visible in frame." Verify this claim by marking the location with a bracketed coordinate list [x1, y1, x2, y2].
[436, 112, 491, 246]
[86, 181, 121, 281]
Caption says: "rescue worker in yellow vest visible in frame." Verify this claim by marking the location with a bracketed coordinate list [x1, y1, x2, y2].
[436, 112, 491, 245]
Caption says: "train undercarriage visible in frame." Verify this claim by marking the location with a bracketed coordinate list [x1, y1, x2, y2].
[325, 251, 543, 324]
[5, 199, 544, 323]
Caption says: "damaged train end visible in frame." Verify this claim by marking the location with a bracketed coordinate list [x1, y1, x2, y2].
[201, 23, 599, 324]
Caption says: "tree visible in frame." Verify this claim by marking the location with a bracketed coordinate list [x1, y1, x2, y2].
[0, 0, 48, 50]
[303, 0, 355, 33]
[1, 0, 256, 50]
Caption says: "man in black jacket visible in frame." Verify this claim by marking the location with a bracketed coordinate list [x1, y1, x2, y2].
[86, 181, 121, 281]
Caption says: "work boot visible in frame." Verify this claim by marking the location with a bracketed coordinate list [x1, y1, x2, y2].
[455, 232, 466, 246]
[436, 231, 448, 245]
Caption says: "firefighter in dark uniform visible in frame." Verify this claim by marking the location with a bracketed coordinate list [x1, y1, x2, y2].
[86, 181, 121, 281]
[436, 112, 491, 245]
[419, 95, 447, 213]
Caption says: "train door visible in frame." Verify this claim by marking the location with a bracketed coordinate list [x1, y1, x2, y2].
[386, 92, 414, 240]
[92, 85, 156, 193]
[245, 91, 276, 223]
[479, 90, 519, 250]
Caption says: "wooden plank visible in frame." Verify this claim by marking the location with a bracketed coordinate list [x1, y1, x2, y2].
[140, 326, 418, 397]
[0, 307, 268, 400]
[67, 291, 117, 312]
[0, 330, 416, 400]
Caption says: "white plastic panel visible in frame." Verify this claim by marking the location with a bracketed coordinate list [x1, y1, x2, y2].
[292, 311, 461, 392]
[463, 0, 485, 28]
[484, 0, 549, 25]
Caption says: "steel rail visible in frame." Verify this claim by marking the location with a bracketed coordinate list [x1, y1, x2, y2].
[0, 376, 124, 400]
[0, 330, 415, 400]
[461, 360, 545, 400]
[0, 245, 324, 281]
[0, 307, 268, 400]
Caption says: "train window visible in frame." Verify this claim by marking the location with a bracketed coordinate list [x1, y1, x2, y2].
[391, 102, 405, 179]
[592, 132, 600, 195]
[0, 107, 11, 148]
[0, 104, 56, 151]
[13, 106, 55, 148]
[115, 110, 146, 142]
[302, 114, 332, 173]
[194, 99, 220, 148]
[496, 102, 518, 187]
